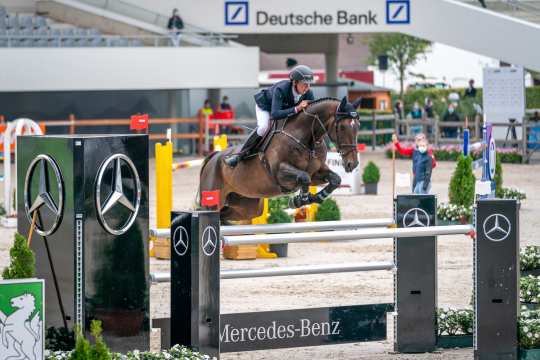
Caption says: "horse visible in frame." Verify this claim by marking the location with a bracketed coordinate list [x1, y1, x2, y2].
[199, 96, 361, 222]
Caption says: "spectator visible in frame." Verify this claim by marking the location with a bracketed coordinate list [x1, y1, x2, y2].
[478, 0, 487, 8]
[199, 99, 214, 117]
[531, 111, 540, 122]
[408, 101, 423, 135]
[424, 98, 434, 118]
[442, 103, 460, 138]
[394, 100, 404, 120]
[464, 79, 477, 98]
[167, 8, 184, 46]
[220, 96, 232, 111]
[392, 133, 435, 194]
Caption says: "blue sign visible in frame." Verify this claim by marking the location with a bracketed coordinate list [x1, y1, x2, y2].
[225, 1, 249, 25]
[386, 0, 410, 24]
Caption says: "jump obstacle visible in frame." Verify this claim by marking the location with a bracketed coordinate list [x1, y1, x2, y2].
[152, 195, 519, 360]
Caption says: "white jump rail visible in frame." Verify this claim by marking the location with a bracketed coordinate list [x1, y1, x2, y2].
[150, 261, 395, 282]
[223, 225, 474, 246]
[150, 218, 394, 239]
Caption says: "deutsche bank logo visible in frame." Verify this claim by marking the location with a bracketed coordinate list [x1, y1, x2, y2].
[386, 0, 410, 24]
[225, 1, 249, 25]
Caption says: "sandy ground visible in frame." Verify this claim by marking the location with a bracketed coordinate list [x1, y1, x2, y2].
[2, 150, 538, 359]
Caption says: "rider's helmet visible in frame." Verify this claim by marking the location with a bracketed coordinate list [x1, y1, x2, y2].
[289, 65, 314, 84]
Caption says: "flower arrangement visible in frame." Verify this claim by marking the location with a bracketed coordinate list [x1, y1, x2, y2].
[437, 203, 473, 223]
[521, 275, 540, 304]
[437, 308, 473, 336]
[521, 246, 540, 272]
[519, 308, 540, 350]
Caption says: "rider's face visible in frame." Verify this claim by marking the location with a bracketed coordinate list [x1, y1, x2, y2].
[294, 81, 310, 95]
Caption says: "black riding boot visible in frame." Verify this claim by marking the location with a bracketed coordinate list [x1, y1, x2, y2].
[224, 130, 262, 167]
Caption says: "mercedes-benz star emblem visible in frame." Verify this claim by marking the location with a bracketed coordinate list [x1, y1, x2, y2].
[24, 154, 64, 236]
[95, 154, 141, 235]
[173, 226, 189, 256]
[482, 213, 511, 242]
[202, 226, 218, 256]
[403, 208, 430, 228]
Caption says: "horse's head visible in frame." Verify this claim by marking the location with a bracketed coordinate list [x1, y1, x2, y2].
[330, 97, 361, 173]
[10, 293, 35, 310]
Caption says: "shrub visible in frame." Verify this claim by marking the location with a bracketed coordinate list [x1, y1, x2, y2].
[500, 187, 527, 201]
[46, 344, 212, 360]
[268, 196, 293, 224]
[46, 327, 76, 352]
[521, 275, 540, 304]
[362, 161, 380, 184]
[494, 155, 503, 198]
[2, 232, 35, 279]
[448, 155, 476, 207]
[520, 308, 540, 350]
[70, 325, 92, 360]
[314, 198, 341, 221]
[90, 321, 111, 360]
[437, 203, 473, 223]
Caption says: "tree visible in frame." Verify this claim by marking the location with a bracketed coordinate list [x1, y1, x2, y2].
[2, 232, 35, 279]
[449, 155, 476, 207]
[368, 33, 431, 99]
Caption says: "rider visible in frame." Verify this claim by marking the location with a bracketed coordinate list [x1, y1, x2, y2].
[224, 65, 316, 167]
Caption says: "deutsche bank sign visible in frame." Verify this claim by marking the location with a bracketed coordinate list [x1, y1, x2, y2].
[223, 0, 411, 29]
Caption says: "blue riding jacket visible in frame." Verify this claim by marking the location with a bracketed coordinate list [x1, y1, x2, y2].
[412, 150, 433, 189]
[254, 80, 315, 120]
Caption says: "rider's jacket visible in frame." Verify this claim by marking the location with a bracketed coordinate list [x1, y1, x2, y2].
[254, 80, 315, 120]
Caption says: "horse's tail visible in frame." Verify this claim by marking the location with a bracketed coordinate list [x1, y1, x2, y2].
[194, 151, 220, 208]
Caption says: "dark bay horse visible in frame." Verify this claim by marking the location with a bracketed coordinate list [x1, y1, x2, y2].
[199, 96, 361, 221]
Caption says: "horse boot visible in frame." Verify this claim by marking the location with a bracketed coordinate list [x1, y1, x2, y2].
[224, 130, 262, 167]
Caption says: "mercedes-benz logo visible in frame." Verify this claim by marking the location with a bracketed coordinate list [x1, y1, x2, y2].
[24, 154, 64, 236]
[403, 208, 430, 228]
[482, 213, 511, 242]
[95, 154, 141, 235]
[173, 226, 189, 256]
[201, 226, 218, 256]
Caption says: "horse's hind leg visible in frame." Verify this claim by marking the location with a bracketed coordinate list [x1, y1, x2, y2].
[222, 194, 263, 222]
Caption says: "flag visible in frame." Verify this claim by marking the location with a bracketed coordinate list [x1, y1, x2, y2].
[130, 114, 149, 130]
[201, 190, 220, 207]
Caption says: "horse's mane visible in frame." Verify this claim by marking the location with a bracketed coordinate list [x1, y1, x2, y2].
[307, 97, 340, 108]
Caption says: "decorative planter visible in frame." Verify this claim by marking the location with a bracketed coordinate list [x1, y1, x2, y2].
[520, 348, 540, 360]
[364, 182, 378, 195]
[523, 269, 540, 277]
[437, 335, 473, 349]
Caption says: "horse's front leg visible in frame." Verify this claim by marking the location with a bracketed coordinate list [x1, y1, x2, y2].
[309, 165, 341, 204]
[276, 163, 312, 208]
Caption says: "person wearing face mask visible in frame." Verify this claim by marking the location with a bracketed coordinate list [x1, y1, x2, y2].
[408, 101, 423, 136]
[392, 133, 436, 193]
[442, 103, 460, 138]
[224, 65, 315, 167]
[412, 138, 433, 194]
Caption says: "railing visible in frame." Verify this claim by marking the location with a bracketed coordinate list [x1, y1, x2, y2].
[358, 113, 395, 150]
[76, 0, 232, 43]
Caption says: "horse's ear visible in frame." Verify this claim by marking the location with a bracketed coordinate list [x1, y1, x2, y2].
[352, 97, 362, 109]
[339, 96, 348, 111]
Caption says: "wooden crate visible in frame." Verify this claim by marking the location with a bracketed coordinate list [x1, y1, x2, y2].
[154, 238, 171, 260]
[223, 245, 258, 260]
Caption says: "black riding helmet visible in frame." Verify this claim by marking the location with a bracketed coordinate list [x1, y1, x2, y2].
[289, 65, 314, 84]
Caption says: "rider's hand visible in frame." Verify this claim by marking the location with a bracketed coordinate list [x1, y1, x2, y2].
[392, 134, 398, 144]
[296, 100, 309, 112]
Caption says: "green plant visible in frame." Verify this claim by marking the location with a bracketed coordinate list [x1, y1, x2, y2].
[267, 207, 293, 224]
[46, 327, 76, 352]
[2, 232, 35, 279]
[69, 325, 92, 360]
[91, 321, 111, 360]
[521, 246, 540, 272]
[362, 161, 380, 184]
[448, 155, 476, 207]
[314, 198, 341, 222]
[521, 275, 540, 304]
[494, 155, 503, 198]
[46, 344, 212, 360]
[268, 196, 290, 213]
[500, 187, 527, 201]
[437, 308, 473, 336]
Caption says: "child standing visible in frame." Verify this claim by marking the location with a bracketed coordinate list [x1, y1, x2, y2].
[392, 133, 434, 194]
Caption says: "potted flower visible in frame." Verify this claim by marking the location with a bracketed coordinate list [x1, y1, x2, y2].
[436, 308, 473, 349]
[437, 203, 473, 225]
[522, 246, 540, 277]
[362, 161, 380, 195]
[521, 275, 540, 310]
[519, 308, 540, 358]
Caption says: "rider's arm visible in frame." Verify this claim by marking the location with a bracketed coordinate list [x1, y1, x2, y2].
[394, 141, 414, 156]
[271, 88, 297, 120]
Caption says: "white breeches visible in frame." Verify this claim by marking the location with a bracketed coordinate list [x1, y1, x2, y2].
[255, 104, 271, 136]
